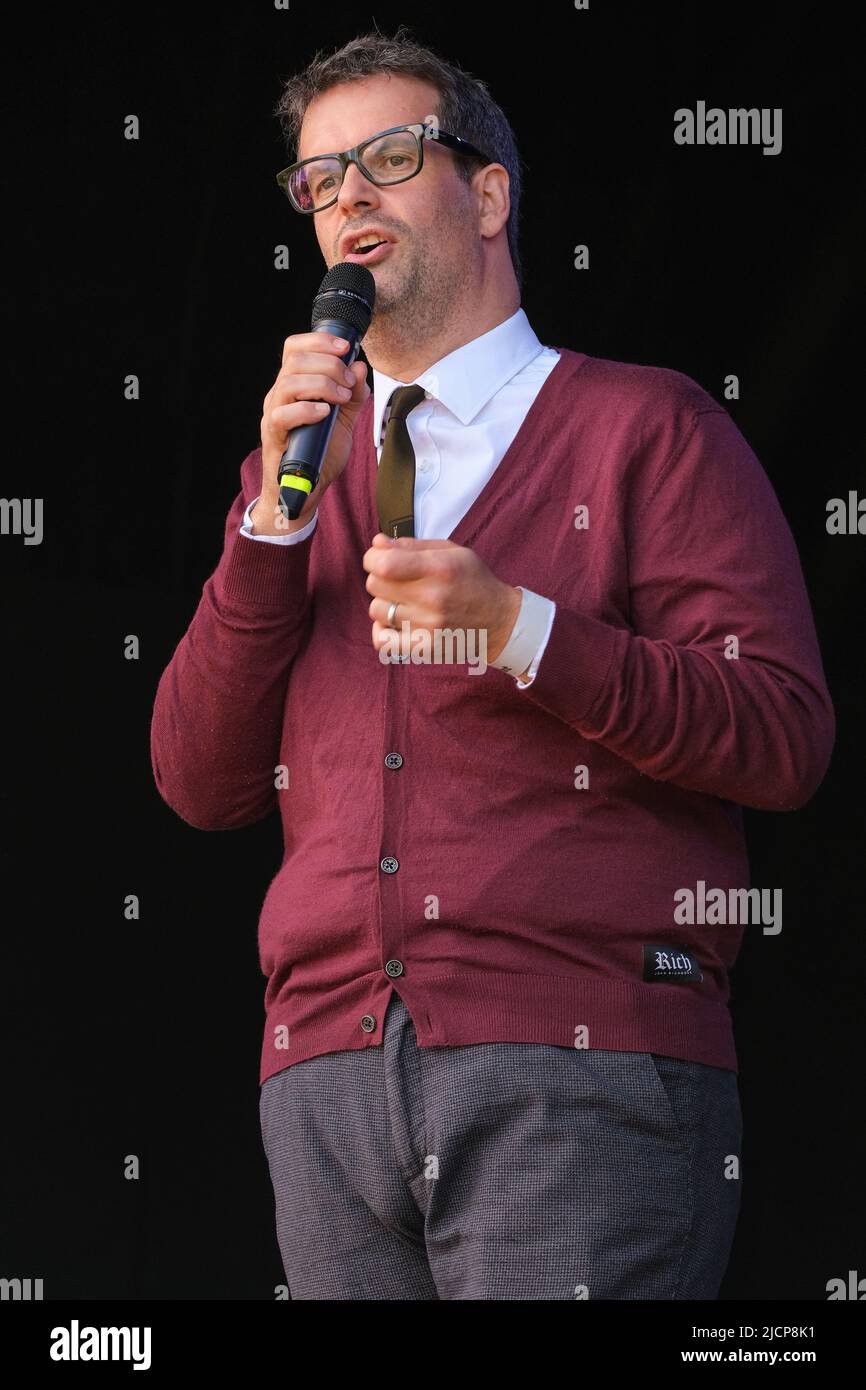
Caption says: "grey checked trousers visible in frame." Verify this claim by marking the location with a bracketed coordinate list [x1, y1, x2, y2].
[259, 991, 743, 1300]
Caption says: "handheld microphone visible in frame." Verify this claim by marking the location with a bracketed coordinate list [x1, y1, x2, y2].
[277, 262, 376, 521]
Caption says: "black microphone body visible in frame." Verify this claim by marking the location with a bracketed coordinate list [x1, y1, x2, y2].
[277, 263, 376, 521]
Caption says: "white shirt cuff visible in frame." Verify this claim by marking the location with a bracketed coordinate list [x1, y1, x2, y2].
[239, 495, 318, 544]
[491, 588, 556, 686]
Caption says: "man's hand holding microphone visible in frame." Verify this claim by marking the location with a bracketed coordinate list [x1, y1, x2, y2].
[252, 331, 370, 535]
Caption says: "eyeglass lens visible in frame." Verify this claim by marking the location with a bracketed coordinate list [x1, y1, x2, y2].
[290, 129, 421, 210]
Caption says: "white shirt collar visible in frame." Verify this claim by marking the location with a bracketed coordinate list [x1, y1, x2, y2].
[371, 307, 546, 446]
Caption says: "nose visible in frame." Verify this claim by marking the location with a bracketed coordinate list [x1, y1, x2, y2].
[336, 158, 380, 214]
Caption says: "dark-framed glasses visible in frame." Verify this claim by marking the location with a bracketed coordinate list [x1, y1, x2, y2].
[276, 121, 495, 214]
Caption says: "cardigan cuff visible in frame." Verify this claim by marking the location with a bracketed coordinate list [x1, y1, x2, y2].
[519, 602, 625, 726]
[214, 517, 316, 608]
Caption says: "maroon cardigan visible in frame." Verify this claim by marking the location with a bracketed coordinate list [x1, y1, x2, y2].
[150, 347, 835, 1083]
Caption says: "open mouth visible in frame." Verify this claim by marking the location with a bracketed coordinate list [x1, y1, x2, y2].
[345, 240, 394, 265]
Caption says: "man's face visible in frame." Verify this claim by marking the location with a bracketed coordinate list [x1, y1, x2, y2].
[297, 73, 481, 329]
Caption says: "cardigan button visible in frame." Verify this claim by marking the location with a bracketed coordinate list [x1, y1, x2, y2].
[384, 752, 403, 769]
[385, 959, 404, 978]
[360, 1014, 376, 1033]
[380, 856, 399, 873]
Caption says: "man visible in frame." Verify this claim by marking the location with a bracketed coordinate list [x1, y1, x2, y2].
[150, 29, 835, 1300]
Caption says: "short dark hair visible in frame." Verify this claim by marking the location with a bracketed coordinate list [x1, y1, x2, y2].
[273, 24, 524, 291]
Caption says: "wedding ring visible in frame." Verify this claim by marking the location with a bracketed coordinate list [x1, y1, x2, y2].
[386, 601, 400, 629]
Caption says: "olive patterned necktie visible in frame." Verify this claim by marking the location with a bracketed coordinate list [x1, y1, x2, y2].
[376, 383, 428, 538]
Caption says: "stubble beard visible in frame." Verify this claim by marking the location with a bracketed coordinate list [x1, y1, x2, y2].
[361, 225, 478, 364]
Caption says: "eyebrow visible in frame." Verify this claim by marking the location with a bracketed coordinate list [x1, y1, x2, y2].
[298, 126, 409, 161]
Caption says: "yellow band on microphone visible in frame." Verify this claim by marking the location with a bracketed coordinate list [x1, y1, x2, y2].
[279, 475, 313, 495]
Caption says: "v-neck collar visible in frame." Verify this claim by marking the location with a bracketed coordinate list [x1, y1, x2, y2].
[362, 346, 586, 549]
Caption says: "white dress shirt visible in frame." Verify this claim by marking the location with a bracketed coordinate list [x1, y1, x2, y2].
[240, 307, 558, 686]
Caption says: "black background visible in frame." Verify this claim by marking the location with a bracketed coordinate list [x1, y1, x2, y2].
[2, 1, 862, 1300]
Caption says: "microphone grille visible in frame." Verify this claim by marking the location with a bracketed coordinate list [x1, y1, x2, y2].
[312, 261, 376, 336]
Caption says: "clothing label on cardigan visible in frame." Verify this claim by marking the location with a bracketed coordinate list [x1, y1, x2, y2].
[642, 945, 704, 983]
